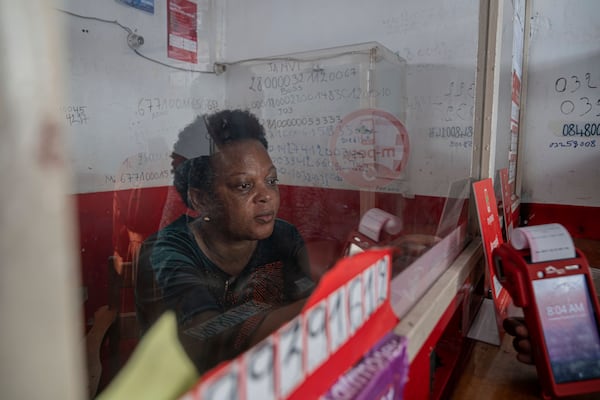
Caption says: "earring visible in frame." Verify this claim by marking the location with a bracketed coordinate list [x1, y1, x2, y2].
[203, 216, 211, 222]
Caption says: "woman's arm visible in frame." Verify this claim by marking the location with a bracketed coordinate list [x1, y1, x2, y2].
[178, 298, 307, 372]
[248, 298, 307, 347]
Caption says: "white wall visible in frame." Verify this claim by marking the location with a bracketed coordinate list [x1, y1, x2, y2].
[61, 0, 223, 194]
[61, 0, 599, 206]
[62, 0, 480, 197]
[521, 0, 600, 206]
[221, 0, 480, 197]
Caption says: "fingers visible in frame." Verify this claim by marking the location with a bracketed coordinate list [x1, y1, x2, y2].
[512, 337, 535, 365]
[504, 317, 536, 365]
[503, 316, 529, 338]
[516, 351, 535, 365]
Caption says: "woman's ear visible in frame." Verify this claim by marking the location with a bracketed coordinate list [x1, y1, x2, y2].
[187, 188, 206, 213]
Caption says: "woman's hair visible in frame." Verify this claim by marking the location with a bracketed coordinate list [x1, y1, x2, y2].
[173, 109, 268, 208]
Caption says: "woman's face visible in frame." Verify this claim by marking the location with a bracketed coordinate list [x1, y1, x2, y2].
[206, 139, 280, 241]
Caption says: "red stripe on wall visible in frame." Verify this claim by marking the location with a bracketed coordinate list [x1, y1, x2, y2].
[75, 185, 449, 328]
[520, 203, 600, 240]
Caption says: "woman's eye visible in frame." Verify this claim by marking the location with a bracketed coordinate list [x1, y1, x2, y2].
[237, 183, 252, 190]
[267, 177, 279, 186]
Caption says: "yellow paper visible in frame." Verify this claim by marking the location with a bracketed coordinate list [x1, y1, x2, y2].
[97, 312, 198, 400]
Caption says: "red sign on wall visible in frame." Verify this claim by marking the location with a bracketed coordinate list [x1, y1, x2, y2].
[167, 0, 198, 64]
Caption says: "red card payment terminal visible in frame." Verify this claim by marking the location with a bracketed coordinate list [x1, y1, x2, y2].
[492, 243, 600, 398]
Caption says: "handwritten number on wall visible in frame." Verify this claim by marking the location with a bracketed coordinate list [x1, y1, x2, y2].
[580, 97, 592, 116]
[555, 77, 566, 92]
[570, 76, 580, 93]
[554, 73, 599, 116]
[585, 73, 597, 89]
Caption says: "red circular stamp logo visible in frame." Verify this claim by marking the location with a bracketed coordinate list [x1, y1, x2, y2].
[329, 108, 409, 189]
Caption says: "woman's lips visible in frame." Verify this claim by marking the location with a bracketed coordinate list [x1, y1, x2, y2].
[255, 211, 275, 224]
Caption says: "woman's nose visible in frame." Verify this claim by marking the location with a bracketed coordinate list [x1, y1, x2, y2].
[255, 183, 273, 203]
[257, 192, 271, 203]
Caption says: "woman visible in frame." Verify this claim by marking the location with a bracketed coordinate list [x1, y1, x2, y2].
[135, 110, 315, 373]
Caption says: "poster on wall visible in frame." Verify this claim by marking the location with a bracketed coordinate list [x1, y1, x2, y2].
[167, 0, 198, 64]
[116, 0, 155, 14]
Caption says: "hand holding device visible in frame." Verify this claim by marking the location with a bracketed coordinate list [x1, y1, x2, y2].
[503, 316, 534, 365]
[493, 241, 600, 398]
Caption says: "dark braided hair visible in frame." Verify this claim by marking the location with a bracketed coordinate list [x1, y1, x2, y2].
[172, 109, 268, 208]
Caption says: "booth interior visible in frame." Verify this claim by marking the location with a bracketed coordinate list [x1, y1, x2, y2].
[50, 0, 600, 398]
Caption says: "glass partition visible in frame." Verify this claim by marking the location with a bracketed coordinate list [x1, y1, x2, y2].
[60, 0, 481, 394]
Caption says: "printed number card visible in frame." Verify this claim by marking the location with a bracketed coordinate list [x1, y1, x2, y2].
[277, 317, 305, 398]
[244, 338, 276, 400]
[304, 301, 329, 374]
[183, 249, 399, 400]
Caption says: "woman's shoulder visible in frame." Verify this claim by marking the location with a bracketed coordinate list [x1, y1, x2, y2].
[265, 219, 304, 252]
[143, 215, 197, 256]
[155, 215, 193, 238]
[273, 218, 301, 236]
[144, 215, 213, 272]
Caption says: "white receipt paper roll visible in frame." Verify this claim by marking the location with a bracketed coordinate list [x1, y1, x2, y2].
[511, 223, 575, 263]
[358, 208, 403, 242]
